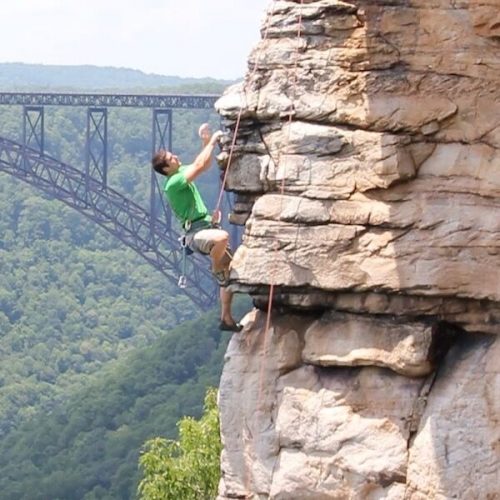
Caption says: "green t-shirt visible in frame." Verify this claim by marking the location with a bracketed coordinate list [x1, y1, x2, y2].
[164, 165, 210, 226]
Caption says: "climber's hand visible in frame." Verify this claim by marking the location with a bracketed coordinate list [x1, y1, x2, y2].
[210, 130, 224, 145]
[198, 123, 211, 143]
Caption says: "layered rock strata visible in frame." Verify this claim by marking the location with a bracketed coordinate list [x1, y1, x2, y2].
[216, 0, 499, 498]
[219, 312, 498, 499]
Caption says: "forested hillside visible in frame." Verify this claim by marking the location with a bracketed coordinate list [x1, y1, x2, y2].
[0, 71, 237, 498]
[0, 304, 248, 499]
[0, 62, 231, 91]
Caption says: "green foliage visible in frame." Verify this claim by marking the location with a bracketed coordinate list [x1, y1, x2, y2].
[138, 388, 221, 500]
[0, 77, 226, 434]
[0, 300, 254, 499]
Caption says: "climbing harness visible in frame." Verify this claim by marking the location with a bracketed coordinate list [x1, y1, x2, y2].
[177, 219, 204, 288]
[177, 216, 216, 287]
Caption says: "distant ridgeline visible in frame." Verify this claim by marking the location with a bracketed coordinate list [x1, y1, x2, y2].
[0, 62, 233, 91]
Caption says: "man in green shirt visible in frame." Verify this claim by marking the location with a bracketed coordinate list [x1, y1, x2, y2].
[151, 123, 242, 332]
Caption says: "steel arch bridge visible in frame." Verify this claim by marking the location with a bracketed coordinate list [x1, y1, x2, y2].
[0, 92, 224, 310]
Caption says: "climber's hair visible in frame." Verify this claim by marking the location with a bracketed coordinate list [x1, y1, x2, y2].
[152, 149, 170, 176]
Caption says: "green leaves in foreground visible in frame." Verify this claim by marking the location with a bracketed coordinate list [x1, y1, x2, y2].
[138, 387, 221, 500]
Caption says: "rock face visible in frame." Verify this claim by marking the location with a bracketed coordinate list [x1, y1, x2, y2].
[216, 1, 499, 498]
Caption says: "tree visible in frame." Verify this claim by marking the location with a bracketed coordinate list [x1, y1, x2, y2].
[138, 388, 221, 500]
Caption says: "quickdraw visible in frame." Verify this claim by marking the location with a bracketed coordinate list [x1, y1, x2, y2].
[178, 234, 190, 288]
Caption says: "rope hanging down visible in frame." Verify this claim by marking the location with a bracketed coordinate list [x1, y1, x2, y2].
[178, 4, 277, 291]
[214, 1, 277, 215]
[226, 1, 305, 496]
[214, 0, 304, 314]
[263, 0, 304, 336]
[255, 0, 306, 494]
[253, 1, 305, 442]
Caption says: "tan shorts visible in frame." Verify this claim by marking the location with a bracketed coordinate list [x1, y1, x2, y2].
[186, 228, 227, 255]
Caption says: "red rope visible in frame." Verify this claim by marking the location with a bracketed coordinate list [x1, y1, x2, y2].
[266, 0, 303, 319]
[261, 0, 304, 343]
[231, 1, 305, 496]
[214, 1, 277, 214]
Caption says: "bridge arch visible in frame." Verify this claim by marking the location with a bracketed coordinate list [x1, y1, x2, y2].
[0, 136, 218, 310]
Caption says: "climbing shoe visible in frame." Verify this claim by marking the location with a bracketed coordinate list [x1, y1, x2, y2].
[219, 321, 243, 332]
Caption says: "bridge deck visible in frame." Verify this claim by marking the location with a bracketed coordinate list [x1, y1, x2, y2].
[0, 92, 219, 109]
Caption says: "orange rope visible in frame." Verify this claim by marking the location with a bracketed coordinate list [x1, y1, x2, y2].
[260, 0, 304, 367]
[214, 0, 277, 214]
[257, 0, 304, 401]
[253, 2, 304, 492]
[229, 1, 305, 497]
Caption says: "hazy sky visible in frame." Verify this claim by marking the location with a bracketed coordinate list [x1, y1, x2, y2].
[0, 0, 271, 79]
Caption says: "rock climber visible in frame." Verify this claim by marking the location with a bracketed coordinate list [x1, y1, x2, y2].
[151, 123, 242, 332]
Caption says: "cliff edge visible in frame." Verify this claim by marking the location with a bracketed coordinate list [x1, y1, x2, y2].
[216, 1, 499, 498]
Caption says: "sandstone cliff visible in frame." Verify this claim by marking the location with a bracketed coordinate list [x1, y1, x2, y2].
[216, 1, 499, 498]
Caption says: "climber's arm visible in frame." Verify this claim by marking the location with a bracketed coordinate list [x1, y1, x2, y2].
[184, 124, 223, 183]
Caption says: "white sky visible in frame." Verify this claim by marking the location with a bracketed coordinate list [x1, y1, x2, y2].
[0, 0, 272, 79]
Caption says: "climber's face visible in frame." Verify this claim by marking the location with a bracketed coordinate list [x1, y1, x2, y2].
[163, 152, 181, 175]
